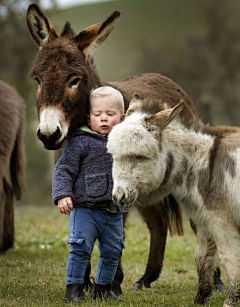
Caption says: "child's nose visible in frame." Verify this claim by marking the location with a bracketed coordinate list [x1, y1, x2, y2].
[100, 114, 108, 120]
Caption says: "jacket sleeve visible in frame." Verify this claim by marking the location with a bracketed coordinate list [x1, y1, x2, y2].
[52, 136, 82, 205]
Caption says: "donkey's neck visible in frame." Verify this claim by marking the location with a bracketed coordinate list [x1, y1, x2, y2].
[160, 121, 214, 193]
[163, 121, 214, 166]
[141, 122, 215, 208]
[87, 59, 103, 87]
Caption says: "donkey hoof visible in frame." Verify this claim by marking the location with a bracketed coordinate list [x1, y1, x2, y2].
[194, 295, 206, 305]
[133, 281, 143, 291]
[112, 281, 123, 295]
[214, 283, 225, 293]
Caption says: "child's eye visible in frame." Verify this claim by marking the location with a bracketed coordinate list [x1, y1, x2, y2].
[107, 113, 114, 116]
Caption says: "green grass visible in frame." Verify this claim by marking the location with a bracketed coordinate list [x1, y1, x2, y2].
[0, 204, 228, 306]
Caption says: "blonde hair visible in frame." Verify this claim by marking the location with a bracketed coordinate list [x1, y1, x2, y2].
[90, 86, 125, 113]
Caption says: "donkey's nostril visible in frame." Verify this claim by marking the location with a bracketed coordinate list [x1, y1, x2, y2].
[37, 128, 42, 140]
[37, 127, 47, 142]
[51, 127, 61, 142]
[119, 193, 125, 205]
[112, 188, 125, 205]
[120, 193, 125, 201]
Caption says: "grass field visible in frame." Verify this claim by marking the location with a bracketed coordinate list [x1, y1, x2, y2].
[0, 204, 228, 306]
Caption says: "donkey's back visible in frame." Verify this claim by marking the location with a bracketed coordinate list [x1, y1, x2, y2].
[109, 72, 201, 128]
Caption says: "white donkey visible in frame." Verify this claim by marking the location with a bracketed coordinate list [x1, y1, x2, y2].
[107, 94, 240, 307]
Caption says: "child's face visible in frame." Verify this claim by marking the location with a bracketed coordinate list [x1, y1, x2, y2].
[89, 95, 124, 135]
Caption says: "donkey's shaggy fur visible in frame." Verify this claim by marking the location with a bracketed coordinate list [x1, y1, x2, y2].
[108, 97, 240, 307]
[0, 80, 25, 253]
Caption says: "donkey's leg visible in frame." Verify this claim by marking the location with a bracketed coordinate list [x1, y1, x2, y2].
[190, 219, 225, 292]
[213, 224, 240, 307]
[112, 258, 124, 294]
[0, 177, 5, 253]
[134, 202, 169, 290]
[194, 227, 217, 305]
[0, 125, 16, 253]
[3, 178, 14, 252]
[84, 261, 93, 291]
[213, 267, 225, 292]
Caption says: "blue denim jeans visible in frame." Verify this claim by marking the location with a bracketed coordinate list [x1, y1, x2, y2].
[66, 207, 124, 286]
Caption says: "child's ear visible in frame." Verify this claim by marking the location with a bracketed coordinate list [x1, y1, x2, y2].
[121, 114, 125, 122]
[87, 114, 90, 126]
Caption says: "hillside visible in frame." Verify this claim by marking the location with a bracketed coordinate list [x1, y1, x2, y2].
[47, 0, 240, 82]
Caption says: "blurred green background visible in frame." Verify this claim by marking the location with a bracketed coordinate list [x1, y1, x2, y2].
[1, 0, 240, 206]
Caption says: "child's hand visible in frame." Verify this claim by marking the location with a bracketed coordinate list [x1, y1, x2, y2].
[58, 197, 73, 215]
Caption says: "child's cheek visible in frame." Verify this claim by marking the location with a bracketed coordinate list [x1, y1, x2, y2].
[110, 119, 119, 126]
[90, 118, 98, 130]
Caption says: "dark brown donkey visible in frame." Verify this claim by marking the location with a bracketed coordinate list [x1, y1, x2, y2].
[26, 4, 223, 294]
[0, 80, 25, 253]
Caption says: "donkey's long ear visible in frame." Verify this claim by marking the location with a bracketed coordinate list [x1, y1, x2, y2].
[126, 93, 143, 116]
[146, 100, 184, 129]
[27, 4, 57, 48]
[75, 11, 121, 56]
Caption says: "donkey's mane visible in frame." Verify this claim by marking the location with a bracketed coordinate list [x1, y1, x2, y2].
[141, 98, 165, 115]
[60, 22, 76, 38]
[140, 99, 240, 138]
[202, 124, 240, 137]
[59, 22, 96, 68]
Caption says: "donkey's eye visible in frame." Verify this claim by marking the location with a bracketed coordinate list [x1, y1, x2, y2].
[134, 155, 147, 160]
[69, 78, 81, 89]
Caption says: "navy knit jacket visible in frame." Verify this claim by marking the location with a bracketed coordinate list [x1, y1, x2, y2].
[52, 128, 114, 206]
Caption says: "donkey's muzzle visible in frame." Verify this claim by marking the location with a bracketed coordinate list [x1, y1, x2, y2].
[112, 192, 126, 206]
[37, 126, 62, 150]
[113, 186, 137, 208]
